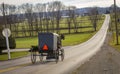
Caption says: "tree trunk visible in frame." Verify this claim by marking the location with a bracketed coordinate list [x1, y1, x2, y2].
[0, 50, 2, 54]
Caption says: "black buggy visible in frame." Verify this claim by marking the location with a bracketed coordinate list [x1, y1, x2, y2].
[30, 33, 65, 64]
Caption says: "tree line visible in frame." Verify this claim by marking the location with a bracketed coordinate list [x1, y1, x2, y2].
[0, 1, 100, 38]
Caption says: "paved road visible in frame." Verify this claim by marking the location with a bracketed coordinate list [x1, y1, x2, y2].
[72, 33, 120, 74]
[0, 15, 110, 74]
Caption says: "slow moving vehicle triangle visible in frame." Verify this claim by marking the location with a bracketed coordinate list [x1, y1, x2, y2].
[43, 44, 48, 50]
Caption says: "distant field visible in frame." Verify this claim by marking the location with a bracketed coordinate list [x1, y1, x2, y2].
[16, 15, 105, 48]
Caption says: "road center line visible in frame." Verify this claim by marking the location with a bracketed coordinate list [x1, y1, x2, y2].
[0, 63, 31, 73]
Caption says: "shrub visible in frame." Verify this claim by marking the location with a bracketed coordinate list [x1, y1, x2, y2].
[0, 26, 16, 54]
[0, 36, 16, 48]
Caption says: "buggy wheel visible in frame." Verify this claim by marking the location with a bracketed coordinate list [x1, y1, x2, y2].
[31, 49, 37, 64]
[61, 49, 64, 61]
[39, 53, 43, 62]
[55, 50, 59, 63]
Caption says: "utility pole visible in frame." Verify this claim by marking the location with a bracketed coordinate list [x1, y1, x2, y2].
[114, 0, 119, 45]
[2, 3, 11, 60]
[2, 3, 7, 28]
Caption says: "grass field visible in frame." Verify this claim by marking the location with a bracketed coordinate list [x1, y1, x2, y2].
[16, 32, 96, 48]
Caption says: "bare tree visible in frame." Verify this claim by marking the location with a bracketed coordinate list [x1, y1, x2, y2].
[67, 6, 77, 33]
[20, 3, 34, 36]
[89, 7, 99, 31]
[66, 6, 72, 34]
[35, 3, 50, 33]
[52, 1, 64, 34]
[35, 3, 44, 32]
[70, 6, 77, 33]
[0, 3, 9, 28]
[0, 4, 16, 33]
[7, 5, 16, 31]
[43, 3, 49, 32]
[47, 2, 56, 32]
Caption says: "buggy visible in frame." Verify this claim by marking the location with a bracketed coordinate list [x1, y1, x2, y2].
[30, 33, 65, 64]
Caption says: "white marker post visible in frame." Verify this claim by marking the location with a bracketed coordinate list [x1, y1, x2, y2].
[2, 28, 11, 60]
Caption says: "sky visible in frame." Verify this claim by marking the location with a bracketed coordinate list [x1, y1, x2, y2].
[0, 0, 120, 8]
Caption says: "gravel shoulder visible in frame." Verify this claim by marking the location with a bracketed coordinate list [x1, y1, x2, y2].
[72, 33, 120, 74]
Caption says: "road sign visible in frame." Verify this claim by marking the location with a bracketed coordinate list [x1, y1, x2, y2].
[2, 28, 11, 37]
[2, 28, 11, 60]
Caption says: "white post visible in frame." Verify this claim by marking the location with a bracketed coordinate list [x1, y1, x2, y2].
[2, 28, 11, 60]
[5, 30, 11, 60]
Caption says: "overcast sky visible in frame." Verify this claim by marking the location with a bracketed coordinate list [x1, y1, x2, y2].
[0, 0, 120, 8]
